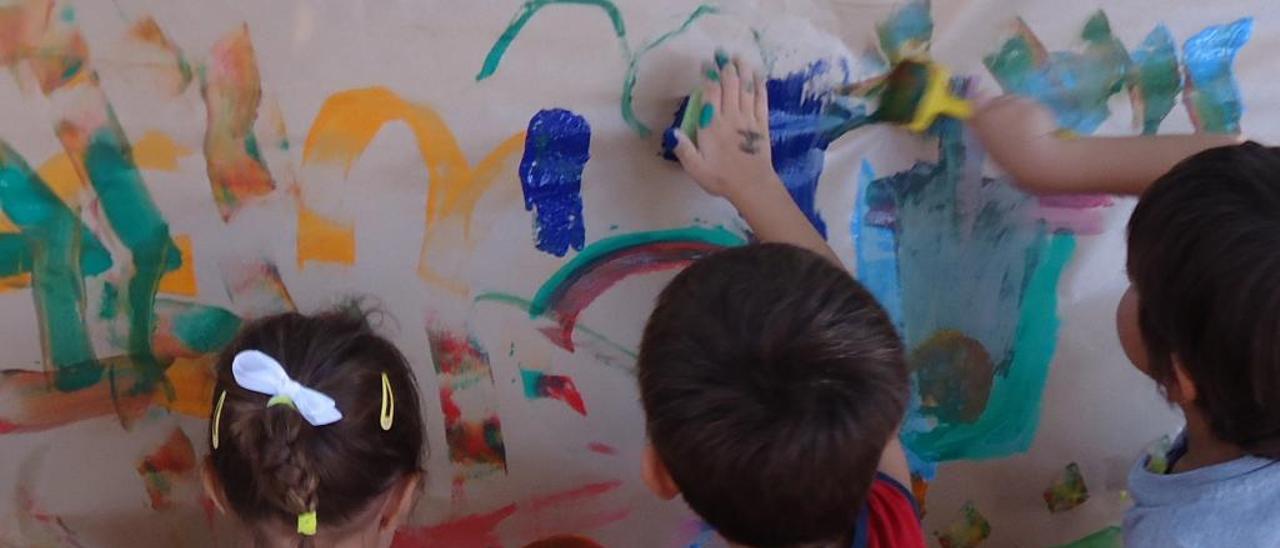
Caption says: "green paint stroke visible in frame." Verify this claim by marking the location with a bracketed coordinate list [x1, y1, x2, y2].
[156, 299, 243, 354]
[1129, 25, 1181, 135]
[477, 0, 715, 136]
[621, 4, 718, 136]
[82, 125, 180, 388]
[906, 232, 1076, 461]
[476, 0, 628, 81]
[529, 225, 745, 316]
[1053, 526, 1123, 548]
[0, 141, 107, 390]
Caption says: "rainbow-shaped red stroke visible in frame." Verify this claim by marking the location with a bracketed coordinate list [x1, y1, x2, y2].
[527, 227, 745, 351]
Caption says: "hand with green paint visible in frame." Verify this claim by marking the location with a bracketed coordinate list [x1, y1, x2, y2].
[670, 56, 772, 200]
[671, 55, 841, 265]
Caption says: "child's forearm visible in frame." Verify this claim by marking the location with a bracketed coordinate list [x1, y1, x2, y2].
[726, 177, 842, 265]
[989, 133, 1244, 196]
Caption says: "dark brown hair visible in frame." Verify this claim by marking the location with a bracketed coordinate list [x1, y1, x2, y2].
[638, 243, 909, 547]
[1128, 141, 1280, 458]
[209, 303, 425, 540]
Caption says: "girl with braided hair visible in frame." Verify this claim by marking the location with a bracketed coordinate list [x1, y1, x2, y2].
[201, 304, 425, 547]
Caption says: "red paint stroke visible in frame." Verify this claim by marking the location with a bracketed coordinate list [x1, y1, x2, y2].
[529, 480, 622, 512]
[535, 240, 731, 351]
[523, 535, 605, 548]
[136, 427, 197, 510]
[392, 503, 517, 548]
[394, 480, 626, 548]
[428, 328, 507, 475]
[0, 367, 151, 435]
[522, 369, 587, 416]
[586, 442, 617, 456]
[201, 24, 275, 220]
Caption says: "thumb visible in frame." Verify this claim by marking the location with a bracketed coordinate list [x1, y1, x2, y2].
[671, 129, 710, 179]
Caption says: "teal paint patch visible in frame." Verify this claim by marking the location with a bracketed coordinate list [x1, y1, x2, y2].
[99, 282, 119, 320]
[160, 299, 243, 354]
[876, 0, 933, 62]
[1182, 18, 1253, 133]
[698, 104, 714, 128]
[1129, 25, 1182, 135]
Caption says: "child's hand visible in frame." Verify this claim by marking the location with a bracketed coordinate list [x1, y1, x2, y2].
[671, 58, 777, 201]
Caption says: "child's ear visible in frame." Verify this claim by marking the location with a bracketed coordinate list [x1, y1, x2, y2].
[1166, 357, 1199, 405]
[641, 444, 680, 500]
[379, 472, 421, 533]
[200, 457, 230, 516]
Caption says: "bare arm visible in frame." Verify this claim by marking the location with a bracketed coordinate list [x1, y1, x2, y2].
[970, 95, 1244, 196]
[670, 58, 840, 265]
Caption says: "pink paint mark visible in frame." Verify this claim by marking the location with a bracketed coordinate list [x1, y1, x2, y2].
[529, 480, 623, 512]
[1035, 194, 1114, 235]
[521, 369, 587, 416]
[428, 327, 507, 475]
[392, 504, 517, 548]
[1038, 194, 1114, 209]
[587, 442, 617, 456]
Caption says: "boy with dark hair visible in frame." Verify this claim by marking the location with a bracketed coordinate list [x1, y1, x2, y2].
[642, 58, 925, 547]
[973, 97, 1279, 546]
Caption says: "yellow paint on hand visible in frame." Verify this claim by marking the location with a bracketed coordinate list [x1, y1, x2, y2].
[157, 234, 197, 296]
[296, 202, 355, 267]
[154, 356, 216, 418]
[132, 130, 193, 172]
[301, 86, 525, 292]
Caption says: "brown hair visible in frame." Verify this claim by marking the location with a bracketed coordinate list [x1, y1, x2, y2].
[208, 303, 425, 541]
[638, 243, 909, 546]
[1128, 142, 1280, 458]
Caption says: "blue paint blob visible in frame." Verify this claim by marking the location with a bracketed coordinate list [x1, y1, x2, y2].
[767, 61, 834, 237]
[520, 109, 590, 257]
[1182, 18, 1253, 133]
[876, 0, 933, 62]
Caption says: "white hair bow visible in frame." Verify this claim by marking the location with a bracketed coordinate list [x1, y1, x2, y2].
[232, 350, 343, 426]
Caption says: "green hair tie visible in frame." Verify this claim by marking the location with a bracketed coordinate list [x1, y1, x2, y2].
[267, 394, 295, 409]
[298, 511, 317, 536]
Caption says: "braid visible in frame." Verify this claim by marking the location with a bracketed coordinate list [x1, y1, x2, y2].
[258, 407, 320, 522]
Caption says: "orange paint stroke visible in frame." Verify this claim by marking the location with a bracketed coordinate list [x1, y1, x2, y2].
[123, 16, 191, 96]
[201, 24, 275, 221]
[136, 427, 197, 510]
[157, 234, 197, 296]
[301, 86, 525, 293]
[133, 130, 194, 172]
[296, 202, 355, 268]
[153, 356, 216, 417]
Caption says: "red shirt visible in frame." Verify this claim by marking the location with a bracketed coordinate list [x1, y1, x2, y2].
[853, 473, 926, 548]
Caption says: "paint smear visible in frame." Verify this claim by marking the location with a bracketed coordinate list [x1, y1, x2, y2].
[136, 427, 198, 510]
[151, 298, 242, 359]
[8, 451, 87, 548]
[201, 24, 275, 220]
[473, 292, 638, 366]
[479, 0, 715, 136]
[153, 356, 218, 417]
[123, 15, 192, 96]
[1043, 462, 1090, 513]
[523, 535, 604, 548]
[520, 109, 589, 257]
[394, 480, 625, 548]
[524, 226, 744, 351]
[0, 366, 151, 434]
[913, 330, 994, 424]
[1128, 25, 1181, 135]
[587, 442, 617, 456]
[296, 201, 355, 267]
[520, 368, 587, 416]
[1053, 526, 1123, 548]
[856, 122, 1076, 462]
[0, 140, 110, 391]
[157, 234, 197, 296]
[853, 160, 903, 331]
[302, 86, 525, 293]
[427, 327, 508, 478]
[934, 502, 991, 548]
[985, 13, 1130, 135]
[1182, 18, 1252, 134]
[219, 259, 295, 318]
[132, 130, 194, 172]
[876, 0, 932, 63]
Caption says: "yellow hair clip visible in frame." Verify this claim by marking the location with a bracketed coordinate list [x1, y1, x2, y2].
[297, 510, 317, 536]
[380, 372, 394, 431]
[212, 390, 227, 450]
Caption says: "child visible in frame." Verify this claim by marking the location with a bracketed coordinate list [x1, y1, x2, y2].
[972, 97, 1280, 546]
[642, 57, 926, 547]
[201, 305, 425, 547]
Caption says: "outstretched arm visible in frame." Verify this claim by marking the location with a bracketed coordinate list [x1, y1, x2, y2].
[970, 95, 1244, 196]
[670, 58, 841, 266]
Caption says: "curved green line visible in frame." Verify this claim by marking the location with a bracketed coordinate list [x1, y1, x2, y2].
[476, 0, 628, 81]
[621, 4, 719, 136]
[473, 292, 639, 361]
[528, 226, 745, 316]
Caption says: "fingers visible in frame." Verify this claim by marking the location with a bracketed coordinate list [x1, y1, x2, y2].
[701, 77, 722, 129]
[721, 57, 741, 114]
[736, 59, 756, 119]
